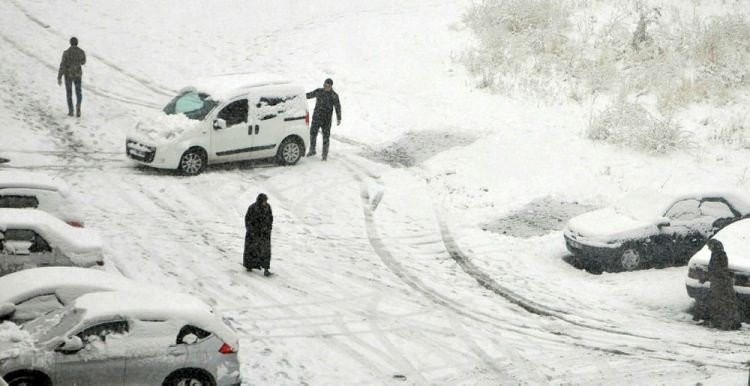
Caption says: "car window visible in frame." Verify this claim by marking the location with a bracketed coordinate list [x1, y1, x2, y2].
[217, 99, 249, 126]
[13, 294, 64, 322]
[3, 229, 51, 253]
[257, 96, 298, 121]
[699, 201, 734, 219]
[664, 199, 700, 221]
[176, 324, 211, 344]
[76, 320, 130, 344]
[0, 195, 39, 208]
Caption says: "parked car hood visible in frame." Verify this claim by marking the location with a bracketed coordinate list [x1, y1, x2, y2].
[130, 112, 201, 145]
[566, 207, 657, 243]
[688, 219, 750, 273]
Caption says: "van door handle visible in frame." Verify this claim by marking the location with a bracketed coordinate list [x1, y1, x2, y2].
[248, 125, 253, 135]
[255, 125, 260, 135]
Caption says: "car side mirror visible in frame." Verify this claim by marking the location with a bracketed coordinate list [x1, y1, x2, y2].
[57, 336, 84, 353]
[656, 217, 670, 228]
[181, 333, 198, 345]
[213, 118, 227, 130]
[0, 302, 15, 319]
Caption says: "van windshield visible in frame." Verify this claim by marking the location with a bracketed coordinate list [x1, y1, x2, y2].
[163, 91, 218, 120]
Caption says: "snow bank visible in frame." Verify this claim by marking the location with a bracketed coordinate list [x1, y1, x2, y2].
[0, 171, 69, 195]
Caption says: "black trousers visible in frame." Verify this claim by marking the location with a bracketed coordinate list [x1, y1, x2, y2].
[64, 76, 82, 114]
[309, 119, 332, 157]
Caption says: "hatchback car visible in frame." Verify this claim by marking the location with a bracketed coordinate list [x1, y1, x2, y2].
[0, 172, 85, 227]
[126, 73, 309, 175]
[0, 209, 103, 276]
[1, 291, 240, 386]
[686, 218, 750, 318]
[564, 190, 750, 272]
[0, 267, 143, 323]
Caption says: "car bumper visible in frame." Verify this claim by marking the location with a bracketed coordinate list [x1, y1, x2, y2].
[564, 235, 622, 268]
[686, 278, 750, 308]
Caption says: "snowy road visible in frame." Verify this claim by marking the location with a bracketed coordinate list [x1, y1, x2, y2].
[2, 0, 750, 384]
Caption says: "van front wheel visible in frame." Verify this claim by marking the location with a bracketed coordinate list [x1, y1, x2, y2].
[179, 148, 207, 175]
[277, 138, 302, 165]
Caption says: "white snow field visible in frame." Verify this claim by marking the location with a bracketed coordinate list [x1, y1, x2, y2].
[1, 0, 750, 384]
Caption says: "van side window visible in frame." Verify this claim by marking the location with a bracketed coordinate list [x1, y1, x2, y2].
[4, 229, 51, 253]
[217, 99, 248, 126]
[0, 195, 39, 209]
[257, 96, 296, 120]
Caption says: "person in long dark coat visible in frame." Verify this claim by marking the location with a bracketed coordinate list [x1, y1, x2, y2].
[243, 193, 273, 276]
[705, 239, 741, 330]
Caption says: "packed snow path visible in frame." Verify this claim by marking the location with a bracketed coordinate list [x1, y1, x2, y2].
[1, 0, 749, 384]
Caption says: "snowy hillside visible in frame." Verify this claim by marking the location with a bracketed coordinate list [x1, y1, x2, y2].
[1, 0, 750, 384]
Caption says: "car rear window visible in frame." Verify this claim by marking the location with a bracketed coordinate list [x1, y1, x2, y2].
[0, 195, 39, 208]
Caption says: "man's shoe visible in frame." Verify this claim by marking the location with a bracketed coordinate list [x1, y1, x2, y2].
[263, 269, 272, 277]
[67, 111, 74, 117]
[76, 107, 81, 117]
[306, 152, 316, 157]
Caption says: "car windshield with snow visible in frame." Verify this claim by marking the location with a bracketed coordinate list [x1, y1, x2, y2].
[564, 190, 750, 272]
[686, 218, 750, 319]
[1, 291, 240, 386]
[126, 74, 310, 175]
[0, 267, 146, 323]
[0, 172, 85, 228]
[0, 209, 103, 276]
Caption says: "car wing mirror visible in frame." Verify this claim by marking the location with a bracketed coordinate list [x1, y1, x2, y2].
[57, 336, 84, 353]
[656, 217, 670, 228]
[0, 302, 15, 319]
[213, 118, 227, 130]
[181, 333, 198, 345]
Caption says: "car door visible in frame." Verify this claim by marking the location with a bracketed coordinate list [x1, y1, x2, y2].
[210, 98, 251, 161]
[250, 96, 287, 158]
[0, 229, 55, 275]
[121, 319, 188, 385]
[657, 199, 708, 264]
[54, 320, 129, 386]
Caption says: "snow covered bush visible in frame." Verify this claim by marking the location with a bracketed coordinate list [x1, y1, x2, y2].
[587, 100, 691, 153]
[710, 113, 749, 148]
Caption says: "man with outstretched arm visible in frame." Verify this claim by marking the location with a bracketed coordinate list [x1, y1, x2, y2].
[306, 78, 341, 161]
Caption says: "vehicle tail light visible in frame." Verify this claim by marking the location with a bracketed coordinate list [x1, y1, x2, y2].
[305, 111, 310, 126]
[68, 221, 84, 228]
[219, 343, 237, 354]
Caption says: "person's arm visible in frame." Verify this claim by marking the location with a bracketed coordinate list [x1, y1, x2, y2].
[306, 89, 319, 99]
[334, 93, 341, 124]
[57, 51, 67, 84]
[245, 206, 253, 231]
[81, 49, 86, 66]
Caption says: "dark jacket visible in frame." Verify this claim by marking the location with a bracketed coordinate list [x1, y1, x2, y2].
[306, 88, 341, 124]
[243, 202, 273, 269]
[58, 46, 86, 80]
[707, 241, 741, 330]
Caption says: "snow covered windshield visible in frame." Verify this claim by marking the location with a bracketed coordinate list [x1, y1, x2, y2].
[162, 91, 218, 121]
[22, 307, 82, 346]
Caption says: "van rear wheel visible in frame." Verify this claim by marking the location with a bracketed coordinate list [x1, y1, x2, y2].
[277, 138, 302, 165]
[179, 148, 207, 175]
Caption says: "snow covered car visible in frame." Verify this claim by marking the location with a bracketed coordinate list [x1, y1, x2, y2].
[686, 219, 750, 318]
[564, 190, 750, 272]
[0, 291, 240, 386]
[0, 267, 143, 324]
[0, 209, 103, 276]
[126, 74, 310, 175]
[0, 171, 85, 227]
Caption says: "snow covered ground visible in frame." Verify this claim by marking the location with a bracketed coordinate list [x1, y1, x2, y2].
[1, 0, 749, 384]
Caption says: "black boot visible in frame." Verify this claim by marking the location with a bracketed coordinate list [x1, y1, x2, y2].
[76, 106, 81, 117]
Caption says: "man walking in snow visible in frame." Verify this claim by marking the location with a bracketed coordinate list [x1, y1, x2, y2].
[306, 78, 341, 161]
[57, 37, 86, 117]
[243, 193, 274, 277]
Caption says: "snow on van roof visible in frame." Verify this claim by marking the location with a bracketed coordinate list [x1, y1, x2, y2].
[0, 267, 139, 305]
[0, 209, 102, 265]
[74, 291, 237, 344]
[0, 171, 69, 194]
[186, 73, 298, 101]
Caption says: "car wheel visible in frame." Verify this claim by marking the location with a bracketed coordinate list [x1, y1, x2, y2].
[163, 369, 215, 386]
[6, 372, 51, 386]
[179, 148, 207, 175]
[277, 137, 302, 165]
[620, 248, 640, 271]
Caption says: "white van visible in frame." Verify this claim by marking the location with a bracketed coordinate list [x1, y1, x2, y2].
[126, 74, 309, 175]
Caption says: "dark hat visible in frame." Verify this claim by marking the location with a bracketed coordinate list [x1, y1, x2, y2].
[324, 78, 333, 86]
[707, 239, 723, 252]
[70, 37, 78, 46]
[256, 193, 268, 202]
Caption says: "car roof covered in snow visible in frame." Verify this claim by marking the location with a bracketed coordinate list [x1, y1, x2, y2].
[73, 291, 237, 344]
[0, 209, 102, 264]
[617, 189, 750, 220]
[0, 267, 140, 305]
[0, 171, 69, 195]
[183, 73, 301, 102]
[689, 218, 750, 273]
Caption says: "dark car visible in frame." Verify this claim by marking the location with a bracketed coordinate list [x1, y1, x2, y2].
[564, 190, 750, 272]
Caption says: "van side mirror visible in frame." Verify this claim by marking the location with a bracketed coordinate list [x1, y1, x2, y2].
[656, 217, 670, 228]
[213, 119, 227, 130]
[57, 336, 84, 353]
[0, 302, 15, 319]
